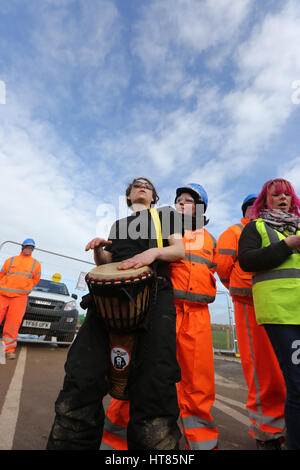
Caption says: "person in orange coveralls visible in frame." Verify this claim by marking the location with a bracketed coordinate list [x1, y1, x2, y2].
[215, 195, 287, 450]
[101, 183, 219, 451]
[0, 239, 41, 359]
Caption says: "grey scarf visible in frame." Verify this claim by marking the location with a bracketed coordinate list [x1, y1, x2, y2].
[259, 209, 300, 235]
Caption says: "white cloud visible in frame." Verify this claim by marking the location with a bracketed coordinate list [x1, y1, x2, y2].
[132, 0, 252, 94]
[0, 0, 133, 275]
[221, 0, 300, 158]
[0, 92, 104, 265]
[1, 0, 300, 264]
[172, 0, 251, 52]
[85, 1, 300, 240]
[94, 84, 222, 180]
[130, 0, 300, 169]
[1, 0, 129, 122]
[33, 0, 121, 67]
[279, 156, 300, 193]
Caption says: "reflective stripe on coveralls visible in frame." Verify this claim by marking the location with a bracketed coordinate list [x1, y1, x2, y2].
[2, 337, 17, 350]
[252, 219, 300, 325]
[101, 401, 129, 450]
[173, 289, 215, 303]
[0, 287, 32, 294]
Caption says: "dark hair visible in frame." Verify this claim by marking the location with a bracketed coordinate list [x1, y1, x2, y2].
[242, 198, 256, 217]
[125, 177, 159, 208]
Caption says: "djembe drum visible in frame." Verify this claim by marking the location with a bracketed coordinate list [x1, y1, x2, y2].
[85, 262, 155, 400]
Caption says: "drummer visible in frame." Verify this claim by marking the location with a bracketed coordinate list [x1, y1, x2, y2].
[47, 177, 185, 450]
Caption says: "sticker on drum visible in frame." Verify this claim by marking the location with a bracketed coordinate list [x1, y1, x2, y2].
[110, 346, 130, 370]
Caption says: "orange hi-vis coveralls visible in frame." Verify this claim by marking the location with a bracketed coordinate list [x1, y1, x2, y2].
[170, 228, 218, 450]
[100, 228, 218, 451]
[215, 219, 286, 441]
[0, 253, 41, 352]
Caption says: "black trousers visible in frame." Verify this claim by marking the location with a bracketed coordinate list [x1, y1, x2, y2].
[46, 278, 181, 450]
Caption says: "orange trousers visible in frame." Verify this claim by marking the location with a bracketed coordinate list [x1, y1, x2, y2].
[234, 301, 286, 440]
[101, 302, 218, 450]
[175, 302, 218, 449]
[0, 294, 28, 352]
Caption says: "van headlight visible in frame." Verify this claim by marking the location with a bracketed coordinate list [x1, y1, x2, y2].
[64, 301, 77, 311]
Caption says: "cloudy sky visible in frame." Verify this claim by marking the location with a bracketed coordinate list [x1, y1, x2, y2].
[1, 0, 300, 289]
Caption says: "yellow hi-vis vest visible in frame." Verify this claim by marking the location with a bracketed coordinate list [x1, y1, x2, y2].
[252, 218, 300, 325]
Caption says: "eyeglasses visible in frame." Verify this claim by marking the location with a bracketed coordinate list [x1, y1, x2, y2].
[22, 245, 34, 250]
[175, 196, 195, 204]
[132, 181, 153, 190]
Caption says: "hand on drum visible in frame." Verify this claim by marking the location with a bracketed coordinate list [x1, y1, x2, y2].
[85, 238, 112, 251]
[117, 248, 158, 270]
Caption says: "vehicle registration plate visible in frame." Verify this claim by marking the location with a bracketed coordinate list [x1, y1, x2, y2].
[22, 320, 51, 329]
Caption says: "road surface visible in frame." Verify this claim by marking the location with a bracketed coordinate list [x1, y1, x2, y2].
[0, 340, 259, 451]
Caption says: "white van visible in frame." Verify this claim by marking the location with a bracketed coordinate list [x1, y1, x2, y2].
[19, 278, 79, 345]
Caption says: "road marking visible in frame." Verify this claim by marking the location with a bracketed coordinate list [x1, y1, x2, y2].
[215, 393, 246, 410]
[214, 377, 250, 427]
[214, 398, 249, 427]
[214, 372, 247, 390]
[0, 347, 27, 450]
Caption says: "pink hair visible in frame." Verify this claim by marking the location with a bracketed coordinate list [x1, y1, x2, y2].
[250, 178, 300, 218]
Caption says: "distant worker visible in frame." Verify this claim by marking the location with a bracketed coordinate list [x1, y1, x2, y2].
[102, 183, 219, 450]
[0, 239, 41, 360]
[215, 195, 286, 449]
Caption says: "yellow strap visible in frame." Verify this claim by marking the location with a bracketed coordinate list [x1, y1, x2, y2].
[150, 208, 163, 248]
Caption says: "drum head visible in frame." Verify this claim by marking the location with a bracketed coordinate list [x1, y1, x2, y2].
[88, 262, 152, 281]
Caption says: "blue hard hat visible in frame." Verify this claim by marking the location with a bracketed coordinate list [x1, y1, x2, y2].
[175, 183, 208, 211]
[241, 194, 257, 215]
[22, 238, 35, 247]
[242, 194, 257, 206]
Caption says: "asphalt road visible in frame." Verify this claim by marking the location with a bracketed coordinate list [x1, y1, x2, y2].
[0, 339, 258, 451]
